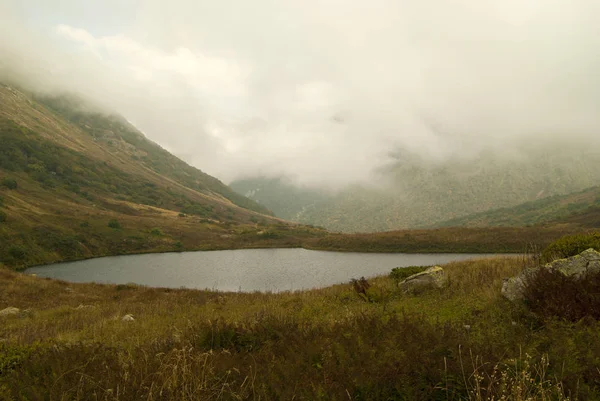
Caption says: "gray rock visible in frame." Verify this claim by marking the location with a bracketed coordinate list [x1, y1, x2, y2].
[0, 307, 20, 316]
[399, 266, 447, 294]
[502, 248, 600, 301]
[544, 248, 600, 278]
[122, 314, 135, 322]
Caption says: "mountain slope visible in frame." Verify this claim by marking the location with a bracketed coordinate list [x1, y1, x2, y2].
[232, 147, 600, 232]
[436, 185, 600, 228]
[0, 83, 319, 268]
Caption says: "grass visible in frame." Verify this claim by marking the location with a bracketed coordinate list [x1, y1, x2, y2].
[1, 255, 599, 400]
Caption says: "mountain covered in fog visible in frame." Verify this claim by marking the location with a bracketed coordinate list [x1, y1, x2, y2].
[231, 147, 600, 232]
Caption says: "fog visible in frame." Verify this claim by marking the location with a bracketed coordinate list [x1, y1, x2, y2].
[2, 0, 600, 187]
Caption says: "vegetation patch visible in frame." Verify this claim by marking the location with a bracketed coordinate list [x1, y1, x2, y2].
[0, 178, 17, 190]
[541, 231, 600, 261]
[523, 269, 600, 321]
[2, 257, 599, 399]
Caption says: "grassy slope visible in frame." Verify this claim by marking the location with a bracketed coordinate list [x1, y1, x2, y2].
[437, 185, 600, 228]
[0, 83, 328, 268]
[2, 256, 599, 399]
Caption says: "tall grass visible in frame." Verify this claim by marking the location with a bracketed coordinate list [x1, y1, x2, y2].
[1, 256, 599, 400]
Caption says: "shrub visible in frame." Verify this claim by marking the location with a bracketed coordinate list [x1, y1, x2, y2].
[542, 232, 600, 262]
[150, 228, 163, 236]
[389, 266, 429, 282]
[0, 210, 6, 223]
[107, 219, 121, 229]
[7, 246, 26, 261]
[1, 178, 17, 190]
[174, 241, 183, 251]
[523, 269, 600, 321]
[350, 277, 370, 296]
[178, 213, 186, 218]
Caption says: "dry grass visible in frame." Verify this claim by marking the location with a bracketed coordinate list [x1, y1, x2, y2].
[2, 256, 599, 400]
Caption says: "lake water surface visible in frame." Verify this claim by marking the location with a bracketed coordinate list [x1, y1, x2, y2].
[26, 249, 500, 292]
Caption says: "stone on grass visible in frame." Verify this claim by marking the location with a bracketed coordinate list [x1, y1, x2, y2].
[502, 248, 600, 302]
[122, 314, 135, 322]
[399, 266, 447, 294]
[0, 307, 21, 316]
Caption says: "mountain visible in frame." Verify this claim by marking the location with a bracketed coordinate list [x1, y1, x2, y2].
[232, 148, 600, 232]
[0, 83, 320, 268]
[437, 185, 600, 228]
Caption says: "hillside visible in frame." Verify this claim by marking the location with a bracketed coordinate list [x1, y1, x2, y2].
[232, 148, 600, 232]
[437, 185, 600, 228]
[0, 83, 322, 268]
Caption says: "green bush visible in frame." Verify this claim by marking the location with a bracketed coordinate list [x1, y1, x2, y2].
[7, 246, 26, 261]
[389, 266, 430, 282]
[0, 210, 6, 223]
[108, 219, 121, 229]
[150, 228, 163, 236]
[1, 178, 17, 190]
[542, 232, 600, 262]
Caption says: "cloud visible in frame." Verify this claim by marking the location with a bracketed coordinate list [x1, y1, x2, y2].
[2, 0, 600, 187]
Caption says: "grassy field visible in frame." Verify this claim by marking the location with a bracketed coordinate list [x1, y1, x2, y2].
[2, 255, 599, 400]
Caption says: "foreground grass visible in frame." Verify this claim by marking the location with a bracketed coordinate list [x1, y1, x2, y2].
[1, 256, 599, 400]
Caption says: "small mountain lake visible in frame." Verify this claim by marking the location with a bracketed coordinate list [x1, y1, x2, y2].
[26, 249, 502, 292]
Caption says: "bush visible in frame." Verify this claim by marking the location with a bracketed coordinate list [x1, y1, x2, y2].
[542, 232, 600, 262]
[0, 210, 6, 223]
[7, 246, 26, 261]
[108, 219, 121, 229]
[389, 266, 429, 282]
[1, 178, 17, 190]
[523, 269, 600, 321]
[150, 228, 163, 236]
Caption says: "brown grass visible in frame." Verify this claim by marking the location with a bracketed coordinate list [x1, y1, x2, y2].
[1, 256, 599, 400]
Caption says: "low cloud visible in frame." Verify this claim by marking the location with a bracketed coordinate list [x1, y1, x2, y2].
[2, 0, 600, 187]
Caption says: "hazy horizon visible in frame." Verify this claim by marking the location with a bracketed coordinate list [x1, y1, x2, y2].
[2, 0, 600, 188]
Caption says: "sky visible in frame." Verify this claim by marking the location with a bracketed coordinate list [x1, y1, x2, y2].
[1, 0, 600, 187]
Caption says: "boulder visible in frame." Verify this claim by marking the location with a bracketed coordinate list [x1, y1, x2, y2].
[545, 248, 600, 278]
[399, 266, 447, 294]
[0, 307, 20, 316]
[502, 248, 600, 302]
[122, 314, 135, 322]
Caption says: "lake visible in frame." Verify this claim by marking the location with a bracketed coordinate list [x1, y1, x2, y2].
[25, 249, 501, 292]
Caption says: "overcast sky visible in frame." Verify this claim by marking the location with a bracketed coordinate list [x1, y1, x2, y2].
[1, 0, 600, 187]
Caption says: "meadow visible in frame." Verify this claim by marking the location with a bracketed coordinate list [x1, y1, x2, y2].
[2, 253, 599, 400]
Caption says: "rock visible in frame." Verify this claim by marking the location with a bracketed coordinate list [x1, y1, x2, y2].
[502, 248, 600, 302]
[75, 304, 96, 310]
[122, 314, 135, 322]
[0, 307, 20, 316]
[399, 266, 447, 294]
[544, 248, 600, 278]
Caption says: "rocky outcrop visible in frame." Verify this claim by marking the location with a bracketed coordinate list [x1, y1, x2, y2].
[399, 266, 447, 294]
[502, 248, 600, 302]
[0, 307, 20, 316]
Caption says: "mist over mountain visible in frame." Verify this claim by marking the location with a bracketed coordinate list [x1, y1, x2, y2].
[2, 0, 600, 191]
[232, 143, 600, 232]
